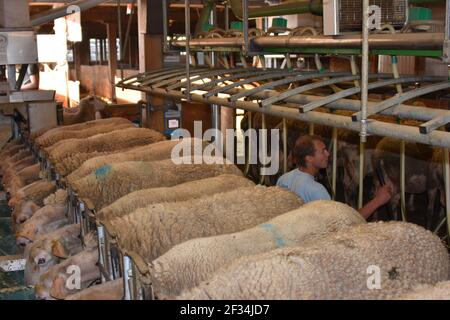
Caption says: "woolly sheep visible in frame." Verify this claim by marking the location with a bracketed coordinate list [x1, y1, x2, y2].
[98, 174, 255, 221]
[65, 279, 124, 300]
[178, 222, 449, 300]
[106, 185, 303, 263]
[8, 180, 57, 208]
[35, 246, 100, 300]
[70, 157, 243, 210]
[35, 117, 132, 148]
[66, 138, 211, 185]
[59, 137, 206, 179]
[46, 127, 165, 163]
[150, 200, 365, 298]
[24, 224, 81, 285]
[396, 281, 450, 300]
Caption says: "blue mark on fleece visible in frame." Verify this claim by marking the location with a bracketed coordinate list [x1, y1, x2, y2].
[259, 223, 286, 248]
[95, 164, 112, 179]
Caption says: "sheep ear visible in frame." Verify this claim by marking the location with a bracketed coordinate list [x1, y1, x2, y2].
[52, 240, 69, 259]
[49, 275, 68, 300]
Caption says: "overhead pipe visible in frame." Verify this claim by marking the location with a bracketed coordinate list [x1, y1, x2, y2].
[228, 0, 322, 19]
[31, 0, 112, 26]
[173, 33, 444, 50]
[139, 86, 450, 149]
[195, 0, 215, 36]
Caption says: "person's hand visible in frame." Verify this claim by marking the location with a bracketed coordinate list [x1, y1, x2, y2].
[374, 183, 393, 206]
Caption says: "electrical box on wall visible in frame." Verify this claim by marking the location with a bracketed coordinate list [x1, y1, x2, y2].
[323, 0, 408, 35]
[163, 103, 182, 136]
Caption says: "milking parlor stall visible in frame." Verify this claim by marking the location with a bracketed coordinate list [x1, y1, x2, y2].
[0, 0, 449, 302]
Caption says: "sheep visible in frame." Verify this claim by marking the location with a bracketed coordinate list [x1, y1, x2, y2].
[35, 246, 100, 300]
[2, 157, 38, 194]
[16, 203, 68, 247]
[106, 185, 303, 264]
[0, 148, 31, 173]
[11, 189, 68, 229]
[62, 95, 107, 125]
[45, 127, 166, 164]
[15, 189, 69, 246]
[66, 138, 211, 185]
[98, 174, 255, 221]
[8, 180, 57, 208]
[150, 200, 366, 298]
[4, 163, 41, 197]
[65, 278, 124, 300]
[0, 143, 25, 163]
[70, 157, 244, 210]
[24, 224, 82, 286]
[11, 199, 40, 231]
[396, 281, 450, 300]
[34, 118, 133, 149]
[178, 221, 449, 300]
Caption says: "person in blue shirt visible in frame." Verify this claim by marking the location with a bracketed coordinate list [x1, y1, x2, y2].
[277, 134, 392, 220]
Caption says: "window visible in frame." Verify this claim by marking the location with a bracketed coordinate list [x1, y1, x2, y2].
[89, 38, 109, 64]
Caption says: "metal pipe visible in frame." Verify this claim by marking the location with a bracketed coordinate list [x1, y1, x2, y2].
[360, 0, 369, 144]
[225, 2, 229, 31]
[259, 113, 267, 185]
[332, 127, 337, 199]
[139, 86, 450, 149]
[31, 0, 112, 26]
[400, 141, 407, 221]
[123, 256, 132, 300]
[195, 0, 215, 36]
[283, 118, 287, 173]
[173, 33, 444, 50]
[445, 148, 450, 245]
[163, 0, 169, 52]
[185, 0, 191, 101]
[242, 0, 249, 55]
[358, 141, 365, 209]
[228, 0, 322, 19]
[244, 111, 252, 176]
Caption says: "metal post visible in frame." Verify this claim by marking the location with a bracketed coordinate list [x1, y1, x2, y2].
[185, 0, 191, 101]
[97, 225, 106, 282]
[225, 2, 229, 31]
[259, 113, 267, 185]
[443, 0, 449, 63]
[332, 127, 338, 199]
[283, 118, 287, 173]
[7, 65, 16, 90]
[444, 148, 450, 245]
[400, 140, 407, 221]
[309, 123, 314, 135]
[358, 141, 365, 209]
[244, 111, 252, 176]
[123, 255, 132, 300]
[360, 0, 369, 145]
[162, 0, 168, 52]
[242, 0, 249, 55]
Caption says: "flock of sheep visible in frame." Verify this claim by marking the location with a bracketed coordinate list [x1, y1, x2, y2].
[0, 115, 449, 300]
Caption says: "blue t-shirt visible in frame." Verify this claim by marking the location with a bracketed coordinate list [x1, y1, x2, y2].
[276, 169, 331, 203]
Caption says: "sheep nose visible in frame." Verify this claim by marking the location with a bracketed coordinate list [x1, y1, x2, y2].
[38, 258, 46, 265]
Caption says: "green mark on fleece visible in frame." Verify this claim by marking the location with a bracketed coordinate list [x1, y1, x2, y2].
[95, 164, 112, 179]
[259, 223, 286, 248]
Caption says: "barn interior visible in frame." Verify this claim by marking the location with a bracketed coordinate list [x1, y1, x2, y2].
[0, 0, 449, 301]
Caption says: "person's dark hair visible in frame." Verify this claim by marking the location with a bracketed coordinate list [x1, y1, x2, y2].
[293, 134, 325, 168]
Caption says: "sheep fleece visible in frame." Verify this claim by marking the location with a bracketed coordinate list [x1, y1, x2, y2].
[178, 221, 449, 300]
[71, 158, 243, 210]
[98, 174, 255, 221]
[47, 127, 165, 163]
[151, 200, 365, 298]
[109, 186, 303, 262]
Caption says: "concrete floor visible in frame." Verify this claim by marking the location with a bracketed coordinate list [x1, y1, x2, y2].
[0, 191, 34, 300]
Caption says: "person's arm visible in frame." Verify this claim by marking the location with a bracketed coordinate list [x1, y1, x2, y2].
[358, 184, 393, 220]
[21, 73, 39, 90]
